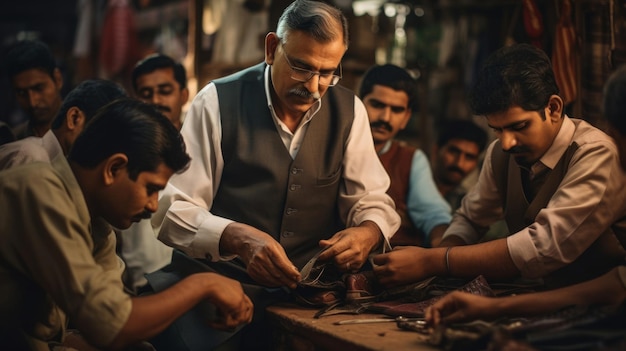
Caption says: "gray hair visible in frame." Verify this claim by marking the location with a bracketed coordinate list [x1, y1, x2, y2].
[276, 0, 348, 48]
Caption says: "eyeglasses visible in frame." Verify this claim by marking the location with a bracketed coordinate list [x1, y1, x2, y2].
[281, 48, 342, 87]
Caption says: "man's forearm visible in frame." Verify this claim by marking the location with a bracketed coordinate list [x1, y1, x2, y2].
[445, 238, 520, 280]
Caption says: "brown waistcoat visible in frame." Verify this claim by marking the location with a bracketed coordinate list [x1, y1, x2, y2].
[378, 141, 423, 246]
[492, 141, 626, 287]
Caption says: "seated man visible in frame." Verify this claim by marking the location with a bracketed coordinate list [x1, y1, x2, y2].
[426, 64, 626, 327]
[431, 119, 488, 212]
[131, 53, 189, 130]
[0, 79, 126, 169]
[5, 39, 63, 139]
[0, 98, 252, 350]
[121, 53, 191, 292]
[373, 43, 626, 290]
[359, 63, 451, 247]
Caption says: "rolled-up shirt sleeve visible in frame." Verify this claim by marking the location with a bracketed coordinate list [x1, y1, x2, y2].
[507, 138, 626, 278]
[445, 128, 626, 279]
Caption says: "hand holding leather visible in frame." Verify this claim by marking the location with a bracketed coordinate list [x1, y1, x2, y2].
[373, 246, 439, 287]
[318, 221, 382, 272]
[220, 222, 300, 288]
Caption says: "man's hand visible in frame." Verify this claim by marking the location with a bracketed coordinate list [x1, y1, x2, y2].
[425, 291, 500, 327]
[204, 273, 254, 331]
[317, 221, 382, 272]
[372, 246, 437, 287]
[220, 222, 300, 289]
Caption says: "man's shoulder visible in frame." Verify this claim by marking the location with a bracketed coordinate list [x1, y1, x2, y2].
[571, 118, 613, 142]
[0, 161, 57, 189]
[213, 62, 266, 86]
[0, 137, 49, 170]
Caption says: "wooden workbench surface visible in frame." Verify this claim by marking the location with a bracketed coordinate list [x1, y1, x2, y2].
[267, 303, 441, 351]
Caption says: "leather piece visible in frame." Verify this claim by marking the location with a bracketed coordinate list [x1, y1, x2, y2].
[367, 275, 495, 317]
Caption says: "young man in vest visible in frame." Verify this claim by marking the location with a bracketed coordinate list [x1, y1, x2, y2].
[0, 99, 252, 350]
[359, 63, 451, 247]
[425, 64, 626, 328]
[373, 43, 626, 290]
[431, 119, 488, 212]
[5, 39, 64, 140]
[150, 0, 399, 349]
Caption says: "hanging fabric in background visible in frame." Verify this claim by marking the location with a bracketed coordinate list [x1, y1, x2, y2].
[522, 0, 544, 49]
[99, 0, 139, 78]
[552, 0, 578, 106]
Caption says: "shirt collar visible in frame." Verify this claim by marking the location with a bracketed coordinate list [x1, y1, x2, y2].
[536, 115, 575, 170]
[378, 140, 393, 156]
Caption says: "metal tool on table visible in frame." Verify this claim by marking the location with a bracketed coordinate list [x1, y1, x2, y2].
[334, 316, 426, 326]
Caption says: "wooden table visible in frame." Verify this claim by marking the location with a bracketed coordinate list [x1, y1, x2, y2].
[267, 303, 441, 351]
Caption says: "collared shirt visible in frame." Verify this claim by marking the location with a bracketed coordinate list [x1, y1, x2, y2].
[378, 140, 451, 242]
[0, 157, 131, 348]
[156, 65, 400, 261]
[0, 129, 62, 170]
[444, 116, 626, 278]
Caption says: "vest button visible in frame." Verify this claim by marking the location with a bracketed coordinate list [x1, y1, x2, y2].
[290, 184, 301, 191]
[282, 231, 294, 237]
[286, 208, 297, 215]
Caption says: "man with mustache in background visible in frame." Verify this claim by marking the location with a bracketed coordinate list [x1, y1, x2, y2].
[373, 44, 626, 291]
[119, 53, 191, 292]
[431, 119, 488, 212]
[359, 63, 451, 247]
[132, 53, 189, 130]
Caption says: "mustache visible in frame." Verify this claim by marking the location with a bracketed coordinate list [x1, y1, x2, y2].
[370, 120, 393, 132]
[155, 104, 172, 113]
[134, 211, 152, 221]
[289, 88, 320, 100]
[445, 166, 466, 176]
[504, 145, 528, 154]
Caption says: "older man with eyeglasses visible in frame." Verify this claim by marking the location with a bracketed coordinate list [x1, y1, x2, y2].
[147, 0, 399, 350]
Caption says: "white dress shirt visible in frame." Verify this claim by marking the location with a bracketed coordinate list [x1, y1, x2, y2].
[156, 65, 400, 261]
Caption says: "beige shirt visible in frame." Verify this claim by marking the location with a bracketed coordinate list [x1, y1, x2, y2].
[0, 157, 131, 349]
[444, 117, 626, 278]
[0, 130, 62, 170]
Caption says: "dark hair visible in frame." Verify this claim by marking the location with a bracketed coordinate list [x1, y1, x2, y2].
[436, 120, 488, 153]
[51, 80, 127, 129]
[277, 0, 348, 48]
[68, 98, 190, 179]
[468, 44, 559, 118]
[5, 39, 57, 79]
[603, 65, 626, 136]
[131, 54, 187, 92]
[358, 64, 418, 111]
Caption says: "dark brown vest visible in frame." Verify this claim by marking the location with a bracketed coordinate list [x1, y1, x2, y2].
[378, 141, 423, 246]
[212, 63, 355, 269]
[492, 140, 626, 287]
